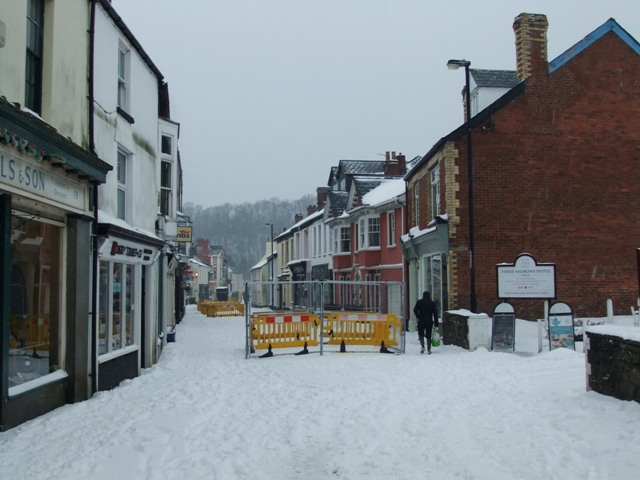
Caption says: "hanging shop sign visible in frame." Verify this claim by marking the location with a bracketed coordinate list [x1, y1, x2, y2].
[548, 302, 575, 351]
[100, 238, 158, 265]
[176, 226, 192, 243]
[0, 147, 87, 212]
[496, 253, 556, 299]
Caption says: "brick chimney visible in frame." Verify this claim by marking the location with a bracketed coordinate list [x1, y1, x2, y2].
[316, 187, 330, 209]
[294, 213, 303, 224]
[384, 151, 406, 177]
[513, 13, 549, 81]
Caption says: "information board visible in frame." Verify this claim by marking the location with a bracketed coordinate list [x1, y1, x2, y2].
[492, 313, 515, 352]
[497, 253, 556, 299]
[548, 302, 575, 351]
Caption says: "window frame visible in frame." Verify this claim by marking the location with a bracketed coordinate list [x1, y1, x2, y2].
[117, 148, 129, 221]
[413, 183, 419, 226]
[25, 0, 45, 114]
[430, 163, 440, 220]
[117, 43, 130, 112]
[160, 160, 172, 216]
[387, 211, 396, 247]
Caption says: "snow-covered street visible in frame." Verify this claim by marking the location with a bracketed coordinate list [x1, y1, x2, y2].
[1, 305, 639, 480]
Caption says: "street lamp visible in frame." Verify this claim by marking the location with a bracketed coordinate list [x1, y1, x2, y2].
[266, 222, 274, 308]
[447, 58, 477, 313]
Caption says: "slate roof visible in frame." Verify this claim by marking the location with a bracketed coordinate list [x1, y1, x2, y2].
[352, 177, 384, 199]
[338, 160, 385, 176]
[327, 191, 349, 218]
[470, 69, 519, 88]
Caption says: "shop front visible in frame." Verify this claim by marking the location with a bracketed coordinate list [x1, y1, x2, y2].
[1, 99, 111, 430]
[96, 222, 164, 389]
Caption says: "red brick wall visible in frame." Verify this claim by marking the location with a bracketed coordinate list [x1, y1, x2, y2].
[450, 32, 640, 318]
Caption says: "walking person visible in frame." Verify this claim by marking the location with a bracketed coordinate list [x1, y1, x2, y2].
[413, 291, 439, 354]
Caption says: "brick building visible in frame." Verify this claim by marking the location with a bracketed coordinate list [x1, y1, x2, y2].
[403, 13, 640, 320]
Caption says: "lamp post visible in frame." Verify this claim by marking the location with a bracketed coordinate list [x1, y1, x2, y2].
[447, 58, 477, 313]
[266, 222, 274, 308]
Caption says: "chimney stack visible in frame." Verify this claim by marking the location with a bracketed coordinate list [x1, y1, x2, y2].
[316, 187, 330, 209]
[513, 13, 549, 81]
[294, 213, 303, 224]
[384, 151, 406, 177]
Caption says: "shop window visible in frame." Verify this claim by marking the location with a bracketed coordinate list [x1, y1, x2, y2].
[9, 214, 62, 388]
[99, 260, 136, 355]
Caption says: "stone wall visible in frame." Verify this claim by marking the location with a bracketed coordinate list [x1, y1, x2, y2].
[442, 312, 470, 350]
[586, 331, 640, 403]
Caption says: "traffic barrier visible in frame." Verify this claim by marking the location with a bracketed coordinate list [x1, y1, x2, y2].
[198, 300, 245, 317]
[250, 312, 320, 351]
[9, 315, 50, 351]
[324, 312, 401, 348]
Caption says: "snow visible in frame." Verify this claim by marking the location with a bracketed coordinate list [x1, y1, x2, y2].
[361, 178, 405, 206]
[1, 306, 640, 479]
[98, 208, 162, 242]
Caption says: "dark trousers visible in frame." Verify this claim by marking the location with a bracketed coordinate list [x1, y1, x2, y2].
[417, 319, 435, 350]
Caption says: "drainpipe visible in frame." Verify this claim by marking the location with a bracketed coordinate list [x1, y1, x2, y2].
[88, 0, 98, 395]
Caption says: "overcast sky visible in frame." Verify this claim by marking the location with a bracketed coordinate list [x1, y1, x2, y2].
[113, 0, 638, 207]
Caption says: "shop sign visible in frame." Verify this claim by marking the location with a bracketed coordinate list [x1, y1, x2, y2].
[176, 226, 192, 242]
[0, 148, 87, 212]
[100, 238, 157, 265]
[497, 253, 556, 299]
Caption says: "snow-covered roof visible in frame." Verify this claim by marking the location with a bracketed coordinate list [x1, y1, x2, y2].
[98, 209, 162, 242]
[362, 178, 405, 207]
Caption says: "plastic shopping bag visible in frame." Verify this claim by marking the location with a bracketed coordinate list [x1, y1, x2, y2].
[431, 328, 441, 348]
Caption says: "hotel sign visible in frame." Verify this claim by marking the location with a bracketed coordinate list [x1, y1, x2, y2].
[497, 253, 556, 299]
[0, 148, 87, 212]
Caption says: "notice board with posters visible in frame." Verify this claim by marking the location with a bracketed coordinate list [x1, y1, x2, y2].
[548, 302, 576, 351]
[492, 313, 516, 352]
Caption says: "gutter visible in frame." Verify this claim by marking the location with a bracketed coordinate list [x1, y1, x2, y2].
[88, 0, 99, 395]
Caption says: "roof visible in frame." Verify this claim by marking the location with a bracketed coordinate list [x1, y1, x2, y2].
[362, 179, 406, 207]
[549, 18, 640, 73]
[470, 69, 519, 88]
[327, 191, 349, 218]
[337, 159, 385, 176]
[352, 177, 384, 198]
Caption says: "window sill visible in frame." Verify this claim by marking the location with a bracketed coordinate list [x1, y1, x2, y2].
[117, 107, 135, 124]
[356, 246, 381, 252]
[9, 369, 69, 398]
[98, 344, 139, 363]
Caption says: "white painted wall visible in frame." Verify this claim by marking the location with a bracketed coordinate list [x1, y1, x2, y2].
[0, 0, 90, 146]
[93, 3, 160, 233]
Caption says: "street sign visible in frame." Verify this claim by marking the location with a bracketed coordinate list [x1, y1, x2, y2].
[183, 275, 191, 281]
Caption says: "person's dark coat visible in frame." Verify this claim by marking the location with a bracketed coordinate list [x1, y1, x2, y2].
[413, 291, 439, 326]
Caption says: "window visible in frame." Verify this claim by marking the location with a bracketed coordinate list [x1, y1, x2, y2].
[339, 226, 350, 253]
[117, 149, 128, 220]
[117, 44, 130, 112]
[413, 183, 419, 226]
[368, 217, 380, 247]
[161, 135, 173, 156]
[98, 260, 136, 355]
[9, 214, 62, 389]
[357, 217, 380, 249]
[430, 163, 440, 219]
[25, 0, 44, 114]
[387, 212, 396, 246]
[160, 160, 172, 216]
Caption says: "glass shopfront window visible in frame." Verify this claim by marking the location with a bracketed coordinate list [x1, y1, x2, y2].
[98, 259, 136, 355]
[9, 213, 63, 388]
